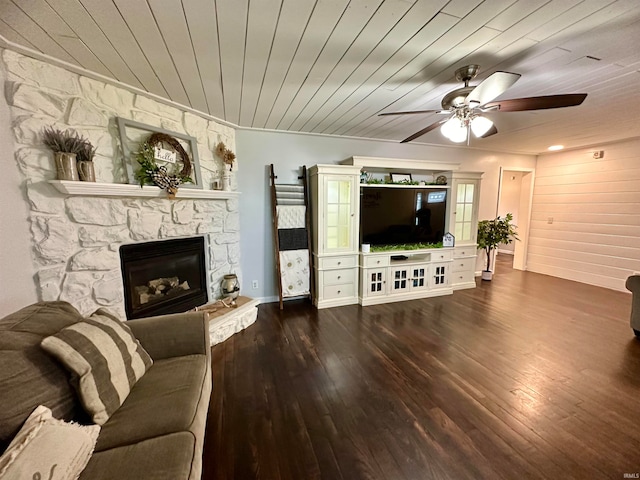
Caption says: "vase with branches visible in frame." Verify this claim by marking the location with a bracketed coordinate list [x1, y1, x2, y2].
[477, 213, 519, 280]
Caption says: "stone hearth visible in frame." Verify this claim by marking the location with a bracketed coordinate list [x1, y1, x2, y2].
[195, 296, 260, 345]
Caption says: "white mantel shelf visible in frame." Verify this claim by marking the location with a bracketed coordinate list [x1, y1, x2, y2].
[49, 180, 240, 199]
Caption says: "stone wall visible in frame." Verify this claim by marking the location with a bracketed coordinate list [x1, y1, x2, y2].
[2, 49, 241, 317]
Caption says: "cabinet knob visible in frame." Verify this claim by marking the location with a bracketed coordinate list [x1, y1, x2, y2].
[337, 261, 341, 265]
[337, 276, 341, 279]
[376, 260, 380, 264]
[337, 290, 341, 294]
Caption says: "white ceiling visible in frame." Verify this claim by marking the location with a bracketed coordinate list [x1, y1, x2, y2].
[1, 0, 639, 154]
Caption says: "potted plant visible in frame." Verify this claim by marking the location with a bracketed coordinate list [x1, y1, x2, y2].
[42, 127, 95, 181]
[76, 137, 96, 181]
[477, 213, 519, 280]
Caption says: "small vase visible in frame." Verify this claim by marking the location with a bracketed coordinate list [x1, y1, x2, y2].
[77, 160, 96, 182]
[222, 173, 232, 191]
[221, 274, 240, 301]
[55, 152, 79, 181]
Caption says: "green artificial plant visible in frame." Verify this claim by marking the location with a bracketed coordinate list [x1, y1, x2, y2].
[477, 213, 519, 273]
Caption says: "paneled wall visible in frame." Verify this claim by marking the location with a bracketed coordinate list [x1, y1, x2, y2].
[527, 138, 640, 291]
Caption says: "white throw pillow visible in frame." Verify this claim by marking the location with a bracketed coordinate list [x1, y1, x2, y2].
[0, 405, 100, 480]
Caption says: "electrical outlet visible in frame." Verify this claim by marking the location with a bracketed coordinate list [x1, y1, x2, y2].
[252, 280, 259, 289]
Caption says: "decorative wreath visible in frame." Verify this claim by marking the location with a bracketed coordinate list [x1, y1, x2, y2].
[135, 133, 193, 198]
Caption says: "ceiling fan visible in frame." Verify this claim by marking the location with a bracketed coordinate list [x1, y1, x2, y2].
[379, 65, 587, 144]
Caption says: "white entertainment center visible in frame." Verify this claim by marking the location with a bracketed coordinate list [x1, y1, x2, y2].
[309, 157, 482, 309]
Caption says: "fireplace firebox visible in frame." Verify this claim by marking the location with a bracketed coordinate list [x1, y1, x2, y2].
[120, 237, 208, 319]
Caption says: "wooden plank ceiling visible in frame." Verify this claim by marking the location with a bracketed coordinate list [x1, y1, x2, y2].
[1, 0, 639, 154]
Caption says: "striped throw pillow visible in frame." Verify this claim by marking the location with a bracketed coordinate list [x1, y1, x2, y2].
[41, 309, 152, 425]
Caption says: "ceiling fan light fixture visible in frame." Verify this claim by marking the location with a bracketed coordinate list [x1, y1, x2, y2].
[441, 117, 462, 140]
[449, 128, 468, 143]
[470, 116, 493, 137]
[441, 117, 468, 143]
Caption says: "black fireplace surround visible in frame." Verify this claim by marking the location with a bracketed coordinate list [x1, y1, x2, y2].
[120, 237, 208, 319]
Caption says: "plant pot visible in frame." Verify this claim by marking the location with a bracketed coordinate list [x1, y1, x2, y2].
[77, 160, 96, 182]
[54, 152, 79, 181]
[481, 270, 493, 281]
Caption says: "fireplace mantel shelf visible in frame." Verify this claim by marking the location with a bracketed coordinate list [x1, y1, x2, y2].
[49, 180, 240, 199]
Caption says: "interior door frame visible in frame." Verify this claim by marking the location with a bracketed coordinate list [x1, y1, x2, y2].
[496, 167, 535, 271]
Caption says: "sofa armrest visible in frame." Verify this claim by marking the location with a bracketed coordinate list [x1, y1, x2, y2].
[127, 311, 210, 361]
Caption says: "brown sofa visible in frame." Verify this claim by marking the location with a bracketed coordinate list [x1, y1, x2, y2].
[0, 301, 211, 480]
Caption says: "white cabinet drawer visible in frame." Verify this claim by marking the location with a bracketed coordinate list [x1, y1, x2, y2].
[454, 246, 476, 258]
[362, 255, 390, 268]
[432, 250, 453, 262]
[322, 268, 356, 286]
[451, 271, 476, 285]
[452, 258, 475, 273]
[318, 255, 357, 269]
[322, 283, 355, 300]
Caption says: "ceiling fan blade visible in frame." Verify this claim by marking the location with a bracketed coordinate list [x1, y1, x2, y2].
[465, 71, 521, 106]
[483, 93, 587, 112]
[400, 119, 447, 143]
[379, 109, 440, 116]
[479, 124, 498, 138]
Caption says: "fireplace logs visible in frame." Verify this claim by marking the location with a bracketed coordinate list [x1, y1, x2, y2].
[134, 276, 191, 306]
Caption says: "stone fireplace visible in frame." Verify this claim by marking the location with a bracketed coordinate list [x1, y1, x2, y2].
[120, 236, 208, 319]
[1, 49, 242, 319]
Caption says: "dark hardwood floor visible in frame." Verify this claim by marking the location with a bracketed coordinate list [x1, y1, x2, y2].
[202, 257, 640, 479]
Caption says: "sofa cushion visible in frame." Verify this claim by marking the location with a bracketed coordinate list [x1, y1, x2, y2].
[80, 432, 196, 480]
[0, 301, 84, 344]
[0, 302, 84, 451]
[0, 405, 99, 479]
[41, 309, 153, 425]
[95, 354, 207, 451]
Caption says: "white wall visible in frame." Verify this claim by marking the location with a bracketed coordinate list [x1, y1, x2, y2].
[528, 138, 640, 291]
[0, 60, 38, 316]
[236, 128, 536, 302]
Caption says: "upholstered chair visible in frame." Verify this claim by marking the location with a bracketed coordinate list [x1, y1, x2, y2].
[626, 275, 640, 336]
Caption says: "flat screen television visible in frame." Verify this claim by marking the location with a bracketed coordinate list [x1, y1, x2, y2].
[360, 186, 447, 246]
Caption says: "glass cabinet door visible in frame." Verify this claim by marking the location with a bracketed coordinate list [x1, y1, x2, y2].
[367, 269, 386, 296]
[325, 178, 353, 251]
[454, 182, 475, 243]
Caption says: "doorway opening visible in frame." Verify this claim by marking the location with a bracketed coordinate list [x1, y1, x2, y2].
[496, 168, 534, 272]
